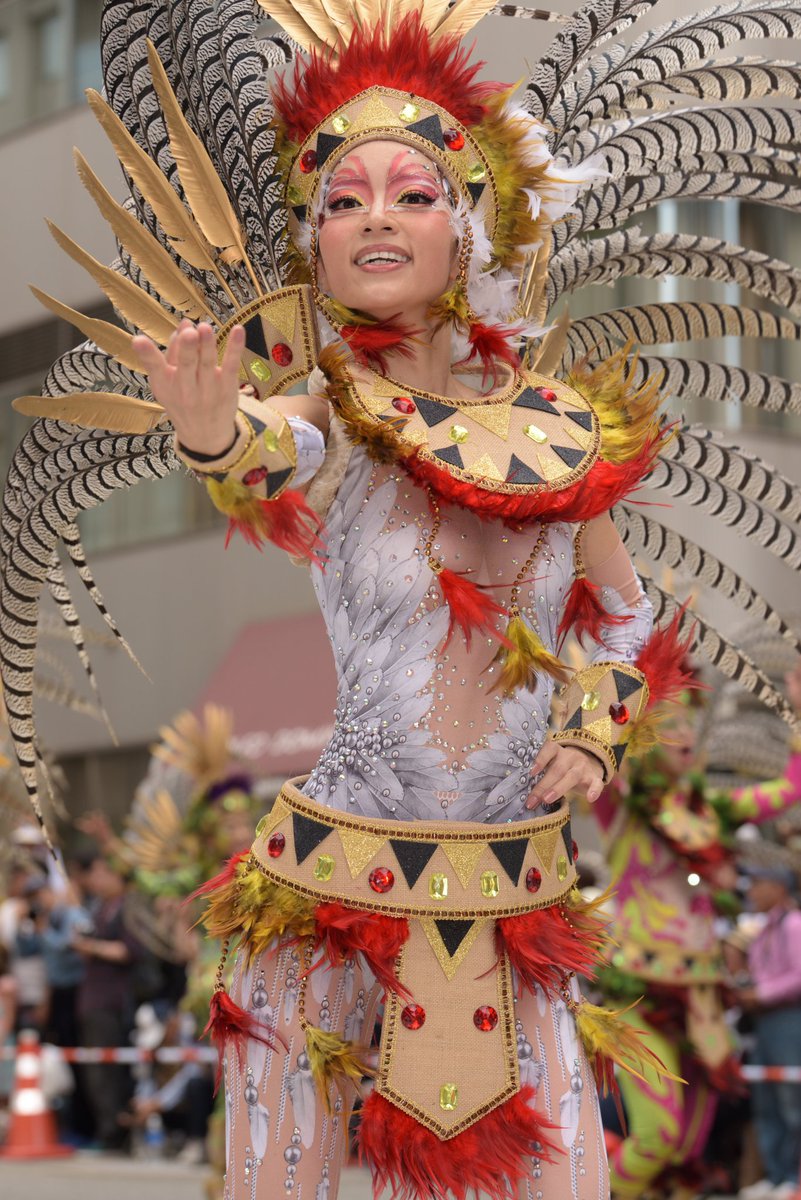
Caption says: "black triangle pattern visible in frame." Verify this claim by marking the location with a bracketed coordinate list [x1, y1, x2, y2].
[266, 468, 294, 498]
[406, 114, 445, 149]
[244, 314, 270, 360]
[566, 410, 593, 431]
[466, 181, 486, 205]
[389, 839, 438, 889]
[564, 707, 583, 731]
[489, 838, 530, 885]
[434, 919, 475, 957]
[506, 453, 544, 485]
[612, 743, 627, 768]
[613, 669, 643, 702]
[415, 395, 456, 427]
[433, 445, 464, 468]
[552, 445, 586, 469]
[513, 387, 558, 415]
[292, 204, 307, 224]
[293, 811, 333, 864]
[315, 131, 346, 167]
[561, 820, 573, 864]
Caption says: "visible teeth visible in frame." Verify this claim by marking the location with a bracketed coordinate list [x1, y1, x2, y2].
[356, 252, 410, 266]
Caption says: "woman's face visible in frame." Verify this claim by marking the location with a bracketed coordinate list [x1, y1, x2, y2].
[315, 139, 459, 323]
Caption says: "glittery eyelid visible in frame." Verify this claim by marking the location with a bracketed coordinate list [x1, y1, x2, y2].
[394, 188, 440, 205]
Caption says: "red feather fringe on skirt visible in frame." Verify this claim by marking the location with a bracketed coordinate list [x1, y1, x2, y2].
[358, 1088, 560, 1200]
[496, 903, 608, 995]
[313, 902, 410, 996]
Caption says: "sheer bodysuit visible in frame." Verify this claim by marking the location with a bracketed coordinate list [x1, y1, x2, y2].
[224, 435, 652, 1200]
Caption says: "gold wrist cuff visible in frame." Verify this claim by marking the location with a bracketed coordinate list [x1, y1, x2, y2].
[554, 660, 650, 782]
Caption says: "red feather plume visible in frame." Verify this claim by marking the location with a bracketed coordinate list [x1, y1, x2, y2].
[203, 990, 286, 1092]
[496, 903, 608, 995]
[437, 566, 509, 648]
[273, 14, 493, 144]
[186, 849, 250, 906]
[635, 605, 699, 708]
[556, 575, 632, 652]
[358, 1088, 560, 1200]
[341, 318, 420, 376]
[461, 320, 522, 386]
[224, 488, 325, 565]
[313, 902, 410, 997]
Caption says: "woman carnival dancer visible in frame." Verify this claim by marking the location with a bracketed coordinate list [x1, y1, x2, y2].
[5, 2, 801, 1198]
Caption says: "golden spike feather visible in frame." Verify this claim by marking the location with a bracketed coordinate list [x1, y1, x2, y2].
[319, 0, 354, 35]
[152, 704, 234, 787]
[254, 0, 326, 50]
[491, 614, 572, 695]
[572, 998, 686, 1087]
[531, 307, 571, 376]
[430, 0, 498, 42]
[84, 89, 236, 303]
[73, 150, 212, 321]
[278, 0, 340, 44]
[13, 391, 166, 435]
[29, 286, 141, 371]
[46, 221, 180, 344]
[145, 41, 261, 293]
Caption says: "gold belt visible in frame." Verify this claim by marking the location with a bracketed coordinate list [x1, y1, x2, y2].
[251, 779, 578, 1136]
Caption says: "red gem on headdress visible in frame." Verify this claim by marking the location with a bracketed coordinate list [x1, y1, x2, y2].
[443, 129, 465, 151]
[299, 149, 318, 173]
[243, 466, 268, 487]
[525, 868, 542, 893]
[392, 396, 416, 415]
[609, 702, 630, 725]
[536, 387, 557, 403]
[272, 343, 293, 366]
[369, 867, 395, 893]
[473, 1005, 498, 1031]
[401, 1003, 426, 1030]
[267, 833, 286, 858]
[572, 840, 579, 862]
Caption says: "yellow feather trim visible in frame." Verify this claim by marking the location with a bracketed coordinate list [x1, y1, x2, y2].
[567, 341, 664, 465]
[202, 863, 317, 958]
[573, 998, 685, 1086]
[13, 391, 165, 435]
[304, 1025, 374, 1112]
[427, 279, 472, 328]
[205, 480, 278, 535]
[491, 615, 572, 696]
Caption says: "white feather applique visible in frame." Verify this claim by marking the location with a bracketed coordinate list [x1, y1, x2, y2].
[288, 1050, 317, 1148]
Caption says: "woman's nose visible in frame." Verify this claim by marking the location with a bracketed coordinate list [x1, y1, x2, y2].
[360, 201, 397, 233]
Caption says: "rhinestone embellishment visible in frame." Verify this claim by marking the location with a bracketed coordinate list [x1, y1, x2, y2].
[473, 1005, 498, 1032]
[449, 424, 469, 444]
[610, 702, 630, 725]
[523, 424, 548, 444]
[267, 833, 286, 858]
[399, 102, 420, 121]
[526, 867, 542, 893]
[429, 873, 449, 899]
[313, 854, 335, 882]
[480, 871, 500, 898]
[332, 114, 351, 134]
[581, 690, 600, 711]
[439, 1084, 458, 1111]
[401, 1003, 426, 1030]
[368, 867, 395, 894]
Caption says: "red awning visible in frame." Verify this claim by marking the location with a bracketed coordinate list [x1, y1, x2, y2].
[195, 612, 336, 778]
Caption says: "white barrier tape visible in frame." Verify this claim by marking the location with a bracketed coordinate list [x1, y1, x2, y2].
[740, 1065, 801, 1083]
[0, 1045, 217, 1065]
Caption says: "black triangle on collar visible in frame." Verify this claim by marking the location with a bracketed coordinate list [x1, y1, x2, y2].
[552, 444, 585, 469]
[514, 387, 558, 415]
[433, 445, 464, 469]
[506, 454, 544, 486]
[434, 918, 475, 957]
[414, 395, 456, 427]
[467, 180, 486, 205]
[292, 811, 333, 865]
[561, 820, 574, 864]
[266, 468, 294, 499]
[389, 839, 438, 889]
[566, 409, 593, 431]
[489, 837, 530, 885]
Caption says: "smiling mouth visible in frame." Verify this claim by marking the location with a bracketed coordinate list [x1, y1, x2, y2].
[355, 251, 411, 267]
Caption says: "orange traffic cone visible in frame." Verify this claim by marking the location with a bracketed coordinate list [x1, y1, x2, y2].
[0, 1029, 73, 1159]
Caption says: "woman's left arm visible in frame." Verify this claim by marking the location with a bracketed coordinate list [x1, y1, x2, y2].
[528, 514, 653, 809]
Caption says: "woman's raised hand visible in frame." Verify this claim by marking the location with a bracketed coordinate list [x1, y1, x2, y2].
[133, 320, 245, 457]
[526, 741, 605, 809]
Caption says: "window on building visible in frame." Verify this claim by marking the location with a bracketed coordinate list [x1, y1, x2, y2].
[0, 32, 10, 101]
[29, 8, 67, 120]
[73, 0, 102, 100]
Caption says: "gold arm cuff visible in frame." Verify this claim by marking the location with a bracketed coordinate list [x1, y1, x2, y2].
[175, 409, 255, 475]
[554, 660, 650, 782]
